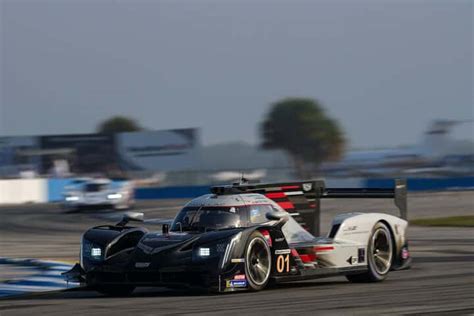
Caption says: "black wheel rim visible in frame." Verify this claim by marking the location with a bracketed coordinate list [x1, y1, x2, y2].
[371, 227, 392, 275]
[246, 238, 271, 286]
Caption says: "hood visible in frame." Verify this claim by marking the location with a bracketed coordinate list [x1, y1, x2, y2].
[137, 229, 242, 254]
[139, 232, 197, 250]
[130, 228, 246, 270]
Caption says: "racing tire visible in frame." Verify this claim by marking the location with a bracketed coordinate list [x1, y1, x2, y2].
[95, 285, 135, 296]
[346, 222, 393, 283]
[244, 231, 272, 291]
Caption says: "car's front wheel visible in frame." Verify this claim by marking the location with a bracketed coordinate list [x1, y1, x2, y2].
[346, 222, 393, 283]
[244, 231, 271, 291]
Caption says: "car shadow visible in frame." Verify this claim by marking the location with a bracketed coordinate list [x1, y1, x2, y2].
[62, 208, 119, 214]
[1, 279, 349, 301]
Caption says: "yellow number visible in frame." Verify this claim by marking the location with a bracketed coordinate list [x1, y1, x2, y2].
[276, 254, 290, 273]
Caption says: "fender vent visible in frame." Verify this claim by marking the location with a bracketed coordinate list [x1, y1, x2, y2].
[328, 224, 341, 238]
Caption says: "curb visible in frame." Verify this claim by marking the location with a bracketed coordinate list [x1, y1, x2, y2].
[0, 257, 79, 298]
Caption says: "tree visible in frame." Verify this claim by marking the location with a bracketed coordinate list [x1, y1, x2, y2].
[260, 98, 345, 178]
[96, 116, 142, 134]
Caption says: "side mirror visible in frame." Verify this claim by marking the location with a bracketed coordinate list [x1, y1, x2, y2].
[162, 223, 170, 234]
[265, 212, 289, 223]
[117, 212, 144, 227]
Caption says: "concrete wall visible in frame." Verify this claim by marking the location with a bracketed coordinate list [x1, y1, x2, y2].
[0, 179, 48, 204]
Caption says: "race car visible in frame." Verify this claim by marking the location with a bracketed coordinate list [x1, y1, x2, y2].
[62, 178, 134, 211]
[63, 179, 411, 295]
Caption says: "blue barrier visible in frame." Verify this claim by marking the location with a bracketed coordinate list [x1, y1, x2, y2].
[46, 177, 474, 202]
[48, 179, 76, 202]
[365, 177, 474, 191]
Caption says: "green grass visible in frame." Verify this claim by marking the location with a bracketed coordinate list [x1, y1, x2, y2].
[411, 216, 474, 227]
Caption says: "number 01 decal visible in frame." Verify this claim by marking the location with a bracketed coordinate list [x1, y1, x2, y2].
[276, 254, 290, 273]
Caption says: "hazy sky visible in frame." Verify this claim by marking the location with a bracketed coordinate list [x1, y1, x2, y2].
[1, 0, 472, 148]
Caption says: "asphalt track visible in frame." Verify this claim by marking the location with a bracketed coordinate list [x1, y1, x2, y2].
[0, 191, 473, 315]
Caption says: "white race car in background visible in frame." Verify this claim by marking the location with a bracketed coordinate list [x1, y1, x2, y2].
[63, 178, 134, 211]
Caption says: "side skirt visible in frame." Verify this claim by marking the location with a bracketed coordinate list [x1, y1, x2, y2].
[272, 266, 368, 283]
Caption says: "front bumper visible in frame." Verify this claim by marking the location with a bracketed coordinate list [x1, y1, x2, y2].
[87, 268, 215, 289]
[64, 200, 124, 210]
[64, 261, 246, 292]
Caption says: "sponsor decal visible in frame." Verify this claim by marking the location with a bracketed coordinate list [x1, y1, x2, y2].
[343, 230, 369, 235]
[231, 258, 245, 263]
[233, 274, 246, 280]
[343, 225, 357, 232]
[276, 254, 290, 273]
[275, 237, 285, 242]
[302, 183, 312, 192]
[135, 262, 150, 268]
[226, 280, 247, 288]
[402, 247, 409, 260]
[275, 249, 291, 255]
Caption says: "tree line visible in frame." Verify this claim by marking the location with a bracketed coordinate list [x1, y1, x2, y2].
[96, 98, 345, 178]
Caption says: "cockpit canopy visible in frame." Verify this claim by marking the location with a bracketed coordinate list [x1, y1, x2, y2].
[170, 202, 315, 244]
[170, 204, 278, 232]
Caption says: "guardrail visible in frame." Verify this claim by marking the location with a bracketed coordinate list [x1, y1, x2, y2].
[0, 179, 48, 204]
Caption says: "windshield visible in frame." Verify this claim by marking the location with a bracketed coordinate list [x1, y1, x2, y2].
[84, 183, 108, 192]
[170, 203, 316, 242]
[171, 206, 246, 232]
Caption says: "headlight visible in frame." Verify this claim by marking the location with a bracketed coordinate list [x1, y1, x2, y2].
[107, 193, 122, 200]
[65, 196, 79, 201]
[82, 238, 103, 261]
[198, 247, 210, 257]
[192, 233, 242, 265]
[91, 247, 102, 257]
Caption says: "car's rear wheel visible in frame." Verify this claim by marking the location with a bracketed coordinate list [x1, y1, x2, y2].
[245, 231, 271, 291]
[346, 222, 393, 283]
[95, 285, 135, 296]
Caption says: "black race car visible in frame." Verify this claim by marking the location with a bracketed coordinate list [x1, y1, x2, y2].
[64, 179, 411, 295]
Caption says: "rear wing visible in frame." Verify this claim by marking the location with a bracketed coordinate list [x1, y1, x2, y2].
[211, 179, 407, 236]
[323, 179, 407, 220]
